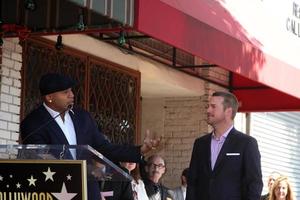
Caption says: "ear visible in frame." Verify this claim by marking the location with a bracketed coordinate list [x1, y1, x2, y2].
[45, 94, 52, 103]
[225, 107, 233, 118]
[161, 167, 166, 174]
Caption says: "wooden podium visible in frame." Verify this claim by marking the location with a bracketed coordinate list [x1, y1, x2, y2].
[0, 145, 132, 200]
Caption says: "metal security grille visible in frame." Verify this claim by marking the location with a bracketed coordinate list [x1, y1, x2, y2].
[250, 112, 300, 198]
[88, 59, 140, 144]
[22, 37, 140, 145]
[23, 39, 86, 114]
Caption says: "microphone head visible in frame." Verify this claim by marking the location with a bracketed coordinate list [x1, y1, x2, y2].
[67, 104, 73, 110]
[68, 104, 74, 114]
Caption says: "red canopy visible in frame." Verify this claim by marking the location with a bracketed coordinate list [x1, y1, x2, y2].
[135, 0, 300, 112]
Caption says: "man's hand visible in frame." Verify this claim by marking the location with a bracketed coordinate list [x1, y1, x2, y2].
[140, 130, 161, 155]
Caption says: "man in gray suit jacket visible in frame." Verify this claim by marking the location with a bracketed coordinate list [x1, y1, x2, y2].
[186, 91, 263, 200]
[172, 168, 189, 200]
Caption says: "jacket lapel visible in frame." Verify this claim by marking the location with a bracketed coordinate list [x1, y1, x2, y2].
[69, 109, 82, 144]
[203, 133, 212, 173]
[212, 128, 235, 172]
[179, 189, 184, 200]
[40, 106, 69, 144]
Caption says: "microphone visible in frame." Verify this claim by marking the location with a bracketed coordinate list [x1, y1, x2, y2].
[21, 104, 73, 144]
[68, 104, 74, 115]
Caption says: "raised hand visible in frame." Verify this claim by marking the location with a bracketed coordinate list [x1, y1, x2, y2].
[140, 129, 162, 154]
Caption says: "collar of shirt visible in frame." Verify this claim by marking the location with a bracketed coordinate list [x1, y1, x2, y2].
[181, 185, 186, 192]
[210, 125, 233, 170]
[211, 125, 233, 141]
[43, 102, 70, 120]
[43, 103, 77, 156]
[181, 185, 187, 199]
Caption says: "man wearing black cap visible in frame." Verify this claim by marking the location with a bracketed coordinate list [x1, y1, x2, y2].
[20, 73, 160, 200]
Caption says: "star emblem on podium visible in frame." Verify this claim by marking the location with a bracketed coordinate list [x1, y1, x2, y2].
[52, 182, 77, 200]
[27, 175, 37, 186]
[43, 167, 56, 181]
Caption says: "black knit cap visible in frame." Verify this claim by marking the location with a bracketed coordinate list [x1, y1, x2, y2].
[39, 73, 76, 96]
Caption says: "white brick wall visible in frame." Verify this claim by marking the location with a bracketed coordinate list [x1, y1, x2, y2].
[163, 96, 208, 187]
[0, 38, 22, 144]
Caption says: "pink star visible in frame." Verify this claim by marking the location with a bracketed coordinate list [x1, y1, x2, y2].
[51, 182, 77, 200]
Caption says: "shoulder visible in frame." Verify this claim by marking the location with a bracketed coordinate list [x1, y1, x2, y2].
[163, 186, 175, 199]
[160, 184, 174, 197]
[23, 105, 46, 117]
[137, 179, 145, 186]
[228, 128, 259, 150]
[260, 193, 269, 200]
[72, 106, 90, 115]
[195, 133, 211, 144]
[143, 179, 152, 188]
[172, 186, 181, 193]
[70, 107, 94, 120]
[161, 184, 171, 192]
[230, 128, 257, 141]
[21, 105, 47, 125]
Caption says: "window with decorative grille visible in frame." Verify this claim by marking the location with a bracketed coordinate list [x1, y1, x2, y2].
[22, 38, 140, 145]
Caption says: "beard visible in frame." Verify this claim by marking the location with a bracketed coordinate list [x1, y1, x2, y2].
[207, 114, 226, 127]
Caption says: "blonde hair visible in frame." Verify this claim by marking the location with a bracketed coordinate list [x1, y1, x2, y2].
[269, 176, 295, 200]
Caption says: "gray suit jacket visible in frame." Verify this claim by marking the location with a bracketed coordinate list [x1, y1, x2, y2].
[172, 186, 185, 200]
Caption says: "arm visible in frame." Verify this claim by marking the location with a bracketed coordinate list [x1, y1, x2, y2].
[186, 140, 199, 200]
[85, 112, 158, 163]
[86, 114, 142, 162]
[243, 137, 263, 200]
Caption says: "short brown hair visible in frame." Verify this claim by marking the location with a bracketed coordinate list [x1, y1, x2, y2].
[212, 91, 239, 119]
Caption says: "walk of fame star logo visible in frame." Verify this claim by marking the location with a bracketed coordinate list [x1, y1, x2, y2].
[0, 162, 83, 200]
[43, 167, 56, 181]
[52, 182, 77, 200]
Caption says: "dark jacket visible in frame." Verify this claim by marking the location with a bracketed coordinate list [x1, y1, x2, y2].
[260, 193, 269, 200]
[172, 186, 185, 200]
[20, 105, 142, 200]
[144, 179, 174, 200]
[100, 167, 134, 200]
[186, 128, 263, 200]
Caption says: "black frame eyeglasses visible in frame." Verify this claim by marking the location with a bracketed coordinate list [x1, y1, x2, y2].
[149, 163, 165, 169]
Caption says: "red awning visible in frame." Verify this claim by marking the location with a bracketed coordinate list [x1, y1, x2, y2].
[135, 0, 300, 112]
[232, 74, 300, 112]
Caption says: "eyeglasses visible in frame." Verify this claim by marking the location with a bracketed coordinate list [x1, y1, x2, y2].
[149, 163, 165, 169]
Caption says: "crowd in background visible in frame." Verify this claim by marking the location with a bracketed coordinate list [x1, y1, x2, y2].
[100, 154, 187, 200]
[261, 172, 295, 200]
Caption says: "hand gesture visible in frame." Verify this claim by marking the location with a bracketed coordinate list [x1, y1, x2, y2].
[140, 130, 162, 154]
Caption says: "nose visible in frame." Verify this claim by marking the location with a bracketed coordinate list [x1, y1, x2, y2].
[69, 90, 74, 98]
[207, 105, 211, 113]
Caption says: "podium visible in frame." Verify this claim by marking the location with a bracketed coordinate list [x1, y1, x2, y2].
[0, 145, 132, 200]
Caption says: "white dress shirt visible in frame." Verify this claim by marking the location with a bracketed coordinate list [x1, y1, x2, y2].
[43, 103, 77, 158]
